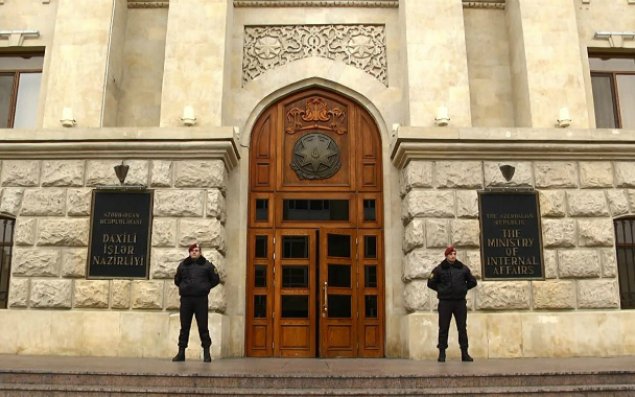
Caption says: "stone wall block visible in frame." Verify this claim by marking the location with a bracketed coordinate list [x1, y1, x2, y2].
[209, 284, 226, 313]
[629, 190, 635, 213]
[464, 250, 482, 279]
[207, 249, 226, 282]
[450, 219, 480, 247]
[74, 280, 109, 308]
[14, 218, 36, 246]
[150, 160, 173, 187]
[403, 218, 425, 253]
[41, 160, 84, 187]
[539, 190, 566, 217]
[0, 188, 24, 215]
[484, 161, 533, 187]
[543, 249, 558, 279]
[456, 190, 479, 218]
[578, 219, 614, 247]
[534, 162, 578, 188]
[402, 190, 454, 221]
[123, 160, 149, 186]
[558, 250, 601, 278]
[402, 248, 439, 281]
[607, 190, 630, 216]
[30, 279, 72, 308]
[434, 161, 482, 188]
[476, 281, 530, 310]
[532, 280, 576, 309]
[178, 218, 226, 254]
[154, 190, 204, 217]
[165, 283, 180, 310]
[86, 160, 120, 186]
[151, 218, 177, 247]
[111, 280, 131, 309]
[206, 189, 226, 223]
[403, 280, 430, 312]
[0, 160, 40, 186]
[67, 188, 92, 216]
[37, 218, 89, 246]
[615, 162, 635, 187]
[150, 248, 183, 279]
[12, 248, 60, 277]
[542, 219, 576, 247]
[579, 162, 613, 188]
[131, 280, 163, 309]
[577, 279, 619, 309]
[61, 249, 87, 278]
[425, 219, 449, 248]
[400, 161, 433, 195]
[8, 278, 29, 307]
[566, 191, 608, 217]
[599, 248, 617, 278]
[21, 189, 66, 216]
[175, 161, 226, 190]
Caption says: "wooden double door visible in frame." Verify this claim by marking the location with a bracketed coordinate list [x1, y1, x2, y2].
[246, 88, 384, 357]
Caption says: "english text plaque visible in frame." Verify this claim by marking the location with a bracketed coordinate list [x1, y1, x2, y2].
[87, 190, 153, 279]
[478, 191, 544, 280]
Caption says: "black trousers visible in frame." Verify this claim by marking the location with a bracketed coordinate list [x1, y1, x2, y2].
[178, 296, 212, 348]
[437, 299, 468, 350]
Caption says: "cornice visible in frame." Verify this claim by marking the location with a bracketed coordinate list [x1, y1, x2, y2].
[234, 0, 398, 7]
[462, 0, 505, 9]
[127, 0, 169, 9]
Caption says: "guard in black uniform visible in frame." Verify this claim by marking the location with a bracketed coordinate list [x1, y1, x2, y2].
[427, 245, 477, 362]
[172, 243, 220, 362]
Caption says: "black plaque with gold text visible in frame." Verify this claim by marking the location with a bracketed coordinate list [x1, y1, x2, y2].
[479, 191, 544, 280]
[88, 190, 153, 279]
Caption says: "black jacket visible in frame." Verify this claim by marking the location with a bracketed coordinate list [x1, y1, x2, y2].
[427, 259, 477, 300]
[174, 256, 220, 297]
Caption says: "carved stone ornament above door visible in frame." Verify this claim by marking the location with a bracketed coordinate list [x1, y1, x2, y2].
[291, 133, 342, 180]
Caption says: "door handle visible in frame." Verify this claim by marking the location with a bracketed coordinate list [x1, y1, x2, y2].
[322, 281, 328, 317]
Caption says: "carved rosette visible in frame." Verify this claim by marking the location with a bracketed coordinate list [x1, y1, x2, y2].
[242, 24, 387, 86]
[291, 133, 342, 180]
[285, 97, 347, 135]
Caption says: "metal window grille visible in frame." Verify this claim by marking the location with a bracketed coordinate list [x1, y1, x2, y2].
[615, 218, 635, 309]
[0, 217, 15, 308]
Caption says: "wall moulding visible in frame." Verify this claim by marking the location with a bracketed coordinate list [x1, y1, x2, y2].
[127, 0, 169, 8]
[234, 0, 398, 7]
[462, 0, 505, 9]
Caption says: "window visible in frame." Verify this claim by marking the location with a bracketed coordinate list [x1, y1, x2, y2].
[0, 53, 44, 128]
[615, 218, 635, 309]
[589, 55, 635, 129]
[0, 217, 15, 309]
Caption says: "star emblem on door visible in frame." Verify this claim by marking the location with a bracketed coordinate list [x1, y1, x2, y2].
[291, 133, 341, 180]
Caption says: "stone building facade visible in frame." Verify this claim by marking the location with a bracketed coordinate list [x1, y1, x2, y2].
[1, 0, 634, 360]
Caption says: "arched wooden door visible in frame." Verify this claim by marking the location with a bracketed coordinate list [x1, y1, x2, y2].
[246, 88, 384, 358]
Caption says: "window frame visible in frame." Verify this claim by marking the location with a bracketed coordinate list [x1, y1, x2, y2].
[0, 216, 16, 309]
[614, 217, 635, 309]
[0, 52, 44, 128]
[589, 53, 635, 129]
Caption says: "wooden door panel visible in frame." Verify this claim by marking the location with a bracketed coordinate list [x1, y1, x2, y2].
[246, 230, 274, 357]
[357, 230, 384, 357]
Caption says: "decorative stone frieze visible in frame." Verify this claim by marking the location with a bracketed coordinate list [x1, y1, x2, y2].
[539, 190, 566, 217]
[178, 218, 226, 254]
[558, 250, 601, 278]
[532, 280, 576, 309]
[150, 248, 183, 279]
[74, 280, 109, 308]
[154, 190, 204, 217]
[614, 162, 635, 187]
[8, 278, 29, 307]
[543, 249, 558, 279]
[403, 219, 424, 253]
[174, 161, 226, 189]
[402, 190, 455, 221]
[128, 1, 169, 9]
[111, 280, 132, 309]
[61, 249, 87, 278]
[462, 0, 505, 9]
[131, 281, 163, 309]
[425, 219, 449, 248]
[402, 248, 439, 281]
[37, 218, 89, 246]
[403, 280, 430, 312]
[0, 188, 24, 215]
[599, 248, 617, 278]
[577, 279, 619, 309]
[606, 190, 630, 216]
[150, 161, 173, 187]
[579, 162, 613, 188]
[67, 188, 92, 216]
[0, 160, 40, 187]
[12, 248, 60, 277]
[456, 191, 479, 218]
[206, 189, 226, 223]
[484, 161, 532, 187]
[151, 219, 177, 247]
[209, 284, 226, 313]
[578, 219, 614, 247]
[450, 219, 480, 247]
[434, 161, 482, 189]
[400, 161, 433, 196]
[85, 160, 120, 186]
[566, 190, 608, 217]
[20, 189, 66, 216]
[14, 218, 36, 246]
[165, 283, 179, 310]
[534, 162, 578, 188]
[41, 160, 84, 187]
[476, 281, 530, 310]
[542, 219, 576, 248]
[30, 279, 72, 308]
[242, 25, 387, 86]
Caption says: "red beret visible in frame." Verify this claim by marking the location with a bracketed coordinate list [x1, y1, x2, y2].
[444, 245, 456, 256]
[188, 243, 200, 252]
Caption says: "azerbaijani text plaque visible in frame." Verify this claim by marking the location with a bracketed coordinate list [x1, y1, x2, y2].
[87, 190, 153, 279]
[478, 191, 544, 280]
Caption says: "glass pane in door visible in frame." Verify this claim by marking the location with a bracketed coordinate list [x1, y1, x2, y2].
[327, 295, 351, 318]
[327, 234, 350, 257]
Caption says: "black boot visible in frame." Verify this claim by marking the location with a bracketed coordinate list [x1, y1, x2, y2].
[203, 347, 211, 362]
[172, 348, 185, 362]
[461, 349, 473, 362]
[437, 349, 446, 363]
